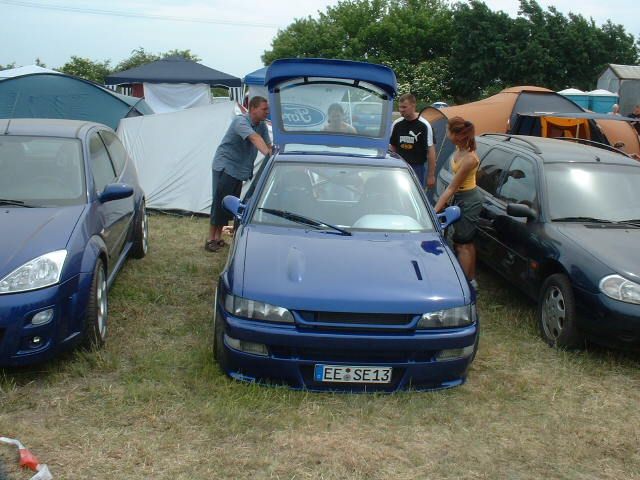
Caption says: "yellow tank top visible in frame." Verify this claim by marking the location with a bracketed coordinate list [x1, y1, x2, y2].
[451, 151, 479, 192]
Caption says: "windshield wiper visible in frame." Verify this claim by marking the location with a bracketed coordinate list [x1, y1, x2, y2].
[259, 208, 352, 236]
[0, 198, 35, 208]
[613, 219, 640, 228]
[552, 216, 612, 223]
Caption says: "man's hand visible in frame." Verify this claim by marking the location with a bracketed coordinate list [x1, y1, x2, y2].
[426, 175, 436, 189]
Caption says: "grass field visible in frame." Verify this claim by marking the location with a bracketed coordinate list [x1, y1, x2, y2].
[1, 213, 639, 479]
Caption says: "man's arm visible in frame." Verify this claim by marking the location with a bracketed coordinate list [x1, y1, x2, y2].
[248, 133, 272, 157]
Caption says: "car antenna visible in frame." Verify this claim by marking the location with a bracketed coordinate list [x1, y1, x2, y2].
[2, 118, 10, 135]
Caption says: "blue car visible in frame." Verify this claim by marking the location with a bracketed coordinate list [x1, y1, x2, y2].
[213, 59, 477, 392]
[0, 119, 148, 366]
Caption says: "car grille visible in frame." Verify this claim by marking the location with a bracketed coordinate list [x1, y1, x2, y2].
[297, 311, 415, 326]
[269, 345, 436, 363]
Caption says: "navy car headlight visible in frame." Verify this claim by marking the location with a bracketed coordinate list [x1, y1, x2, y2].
[0, 250, 67, 294]
[418, 304, 476, 329]
[599, 275, 640, 305]
[224, 293, 294, 323]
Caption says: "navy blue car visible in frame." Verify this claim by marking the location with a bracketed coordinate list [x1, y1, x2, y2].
[437, 134, 640, 349]
[0, 119, 148, 366]
[213, 59, 478, 392]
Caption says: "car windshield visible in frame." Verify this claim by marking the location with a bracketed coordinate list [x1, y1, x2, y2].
[253, 163, 434, 232]
[276, 77, 388, 137]
[0, 136, 86, 207]
[545, 163, 640, 221]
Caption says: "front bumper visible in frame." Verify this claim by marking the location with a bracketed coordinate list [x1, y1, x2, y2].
[575, 287, 640, 347]
[0, 273, 92, 366]
[216, 303, 478, 392]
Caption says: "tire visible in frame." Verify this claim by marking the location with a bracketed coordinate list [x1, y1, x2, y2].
[81, 259, 108, 349]
[537, 273, 584, 349]
[131, 200, 148, 259]
[213, 289, 229, 373]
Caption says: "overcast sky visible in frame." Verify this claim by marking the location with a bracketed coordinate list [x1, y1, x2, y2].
[1, 0, 639, 78]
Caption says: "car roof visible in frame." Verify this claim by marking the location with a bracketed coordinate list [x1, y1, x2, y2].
[275, 150, 406, 168]
[0, 118, 110, 139]
[478, 134, 639, 166]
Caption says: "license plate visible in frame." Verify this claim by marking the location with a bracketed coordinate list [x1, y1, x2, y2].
[314, 364, 392, 384]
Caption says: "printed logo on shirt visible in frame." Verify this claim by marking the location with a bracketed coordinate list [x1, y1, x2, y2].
[399, 130, 422, 144]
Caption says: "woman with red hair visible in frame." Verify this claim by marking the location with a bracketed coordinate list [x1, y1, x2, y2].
[434, 116, 482, 292]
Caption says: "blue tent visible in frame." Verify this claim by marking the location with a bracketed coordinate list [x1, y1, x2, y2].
[0, 73, 153, 130]
[106, 56, 241, 87]
[243, 66, 267, 86]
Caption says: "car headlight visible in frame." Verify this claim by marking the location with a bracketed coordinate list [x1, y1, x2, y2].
[0, 250, 68, 294]
[599, 275, 640, 305]
[224, 293, 294, 323]
[418, 304, 476, 329]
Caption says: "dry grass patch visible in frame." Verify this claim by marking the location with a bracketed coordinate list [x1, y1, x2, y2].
[1, 213, 639, 479]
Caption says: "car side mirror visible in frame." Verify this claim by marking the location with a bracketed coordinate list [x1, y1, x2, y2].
[507, 203, 537, 220]
[437, 205, 461, 229]
[99, 183, 134, 203]
[223, 195, 246, 220]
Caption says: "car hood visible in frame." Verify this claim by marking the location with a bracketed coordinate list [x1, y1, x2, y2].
[556, 223, 640, 283]
[0, 206, 85, 277]
[238, 226, 467, 313]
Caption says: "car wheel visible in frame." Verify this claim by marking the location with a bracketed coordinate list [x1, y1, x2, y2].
[81, 259, 108, 349]
[131, 200, 148, 259]
[537, 273, 584, 349]
[213, 289, 229, 372]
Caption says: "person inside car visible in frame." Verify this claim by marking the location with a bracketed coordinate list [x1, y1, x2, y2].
[324, 103, 357, 134]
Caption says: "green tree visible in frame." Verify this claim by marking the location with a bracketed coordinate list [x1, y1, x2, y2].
[0, 62, 17, 71]
[449, 1, 512, 101]
[263, 0, 453, 104]
[449, 0, 639, 101]
[59, 56, 111, 83]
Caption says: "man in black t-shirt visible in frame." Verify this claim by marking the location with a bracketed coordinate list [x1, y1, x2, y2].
[389, 93, 436, 189]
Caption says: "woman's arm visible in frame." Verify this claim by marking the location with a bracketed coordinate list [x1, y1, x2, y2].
[434, 152, 479, 212]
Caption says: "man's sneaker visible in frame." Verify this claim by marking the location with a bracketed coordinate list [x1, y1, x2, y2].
[469, 278, 479, 295]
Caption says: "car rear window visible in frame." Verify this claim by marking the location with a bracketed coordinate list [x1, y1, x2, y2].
[275, 78, 388, 138]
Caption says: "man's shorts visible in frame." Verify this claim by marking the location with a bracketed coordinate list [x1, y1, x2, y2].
[210, 169, 242, 226]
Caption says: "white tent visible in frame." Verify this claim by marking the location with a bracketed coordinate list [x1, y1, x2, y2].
[142, 82, 212, 113]
[117, 102, 270, 214]
[0, 65, 60, 79]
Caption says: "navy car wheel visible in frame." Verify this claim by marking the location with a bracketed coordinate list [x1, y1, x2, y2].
[538, 274, 583, 349]
[131, 200, 148, 259]
[82, 259, 108, 349]
[213, 289, 229, 372]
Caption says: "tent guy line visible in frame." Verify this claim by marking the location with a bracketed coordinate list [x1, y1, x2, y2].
[0, 0, 280, 29]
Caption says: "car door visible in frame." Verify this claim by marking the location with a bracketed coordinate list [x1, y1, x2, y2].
[88, 132, 130, 272]
[491, 155, 540, 284]
[475, 147, 514, 268]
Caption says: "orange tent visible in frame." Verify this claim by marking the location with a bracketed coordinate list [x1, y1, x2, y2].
[422, 86, 640, 172]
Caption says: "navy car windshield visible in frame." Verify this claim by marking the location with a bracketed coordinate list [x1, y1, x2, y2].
[545, 163, 640, 221]
[0, 136, 86, 207]
[276, 77, 388, 138]
[253, 163, 434, 232]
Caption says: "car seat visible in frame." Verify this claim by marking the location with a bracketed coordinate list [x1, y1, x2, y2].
[274, 170, 317, 216]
